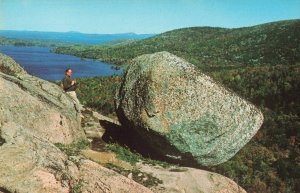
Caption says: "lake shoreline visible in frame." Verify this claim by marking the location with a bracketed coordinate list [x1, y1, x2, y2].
[0, 45, 123, 80]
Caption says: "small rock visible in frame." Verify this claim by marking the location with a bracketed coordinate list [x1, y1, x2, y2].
[83, 129, 105, 139]
[143, 177, 148, 181]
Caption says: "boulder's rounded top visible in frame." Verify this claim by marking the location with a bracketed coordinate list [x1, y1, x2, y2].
[130, 51, 196, 73]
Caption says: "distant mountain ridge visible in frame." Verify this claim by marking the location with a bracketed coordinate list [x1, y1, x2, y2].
[54, 19, 300, 68]
[0, 30, 154, 44]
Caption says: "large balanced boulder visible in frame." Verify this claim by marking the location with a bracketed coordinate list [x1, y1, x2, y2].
[116, 51, 264, 166]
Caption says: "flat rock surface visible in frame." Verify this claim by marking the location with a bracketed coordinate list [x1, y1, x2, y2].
[138, 163, 246, 193]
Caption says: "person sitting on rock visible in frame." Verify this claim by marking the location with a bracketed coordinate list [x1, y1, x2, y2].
[62, 68, 82, 112]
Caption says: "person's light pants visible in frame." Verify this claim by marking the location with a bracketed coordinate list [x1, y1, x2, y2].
[66, 91, 82, 112]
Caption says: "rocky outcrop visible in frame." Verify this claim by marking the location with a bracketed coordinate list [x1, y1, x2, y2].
[78, 159, 152, 193]
[0, 53, 152, 193]
[0, 53, 84, 144]
[0, 53, 27, 76]
[0, 122, 71, 193]
[0, 122, 152, 193]
[116, 51, 264, 166]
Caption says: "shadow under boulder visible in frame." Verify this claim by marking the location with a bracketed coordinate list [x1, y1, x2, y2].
[100, 119, 207, 169]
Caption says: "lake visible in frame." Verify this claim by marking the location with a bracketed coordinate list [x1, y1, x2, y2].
[0, 45, 123, 80]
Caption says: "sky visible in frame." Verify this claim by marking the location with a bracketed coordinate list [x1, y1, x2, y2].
[0, 0, 299, 34]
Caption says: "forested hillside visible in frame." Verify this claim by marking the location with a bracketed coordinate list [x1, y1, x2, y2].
[55, 19, 300, 69]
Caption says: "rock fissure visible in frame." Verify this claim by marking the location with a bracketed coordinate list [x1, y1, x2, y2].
[0, 73, 29, 91]
[0, 136, 5, 146]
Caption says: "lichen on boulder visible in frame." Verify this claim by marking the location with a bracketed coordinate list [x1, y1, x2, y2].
[116, 51, 264, 166]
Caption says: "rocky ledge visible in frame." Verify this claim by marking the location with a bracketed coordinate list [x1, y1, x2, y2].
[0, 53, 151, 193]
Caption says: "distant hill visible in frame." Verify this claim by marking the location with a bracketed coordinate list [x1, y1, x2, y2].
[54, 19, 300, 68]
[0, 36, 74, 47]
[0, 30, 154, 45]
